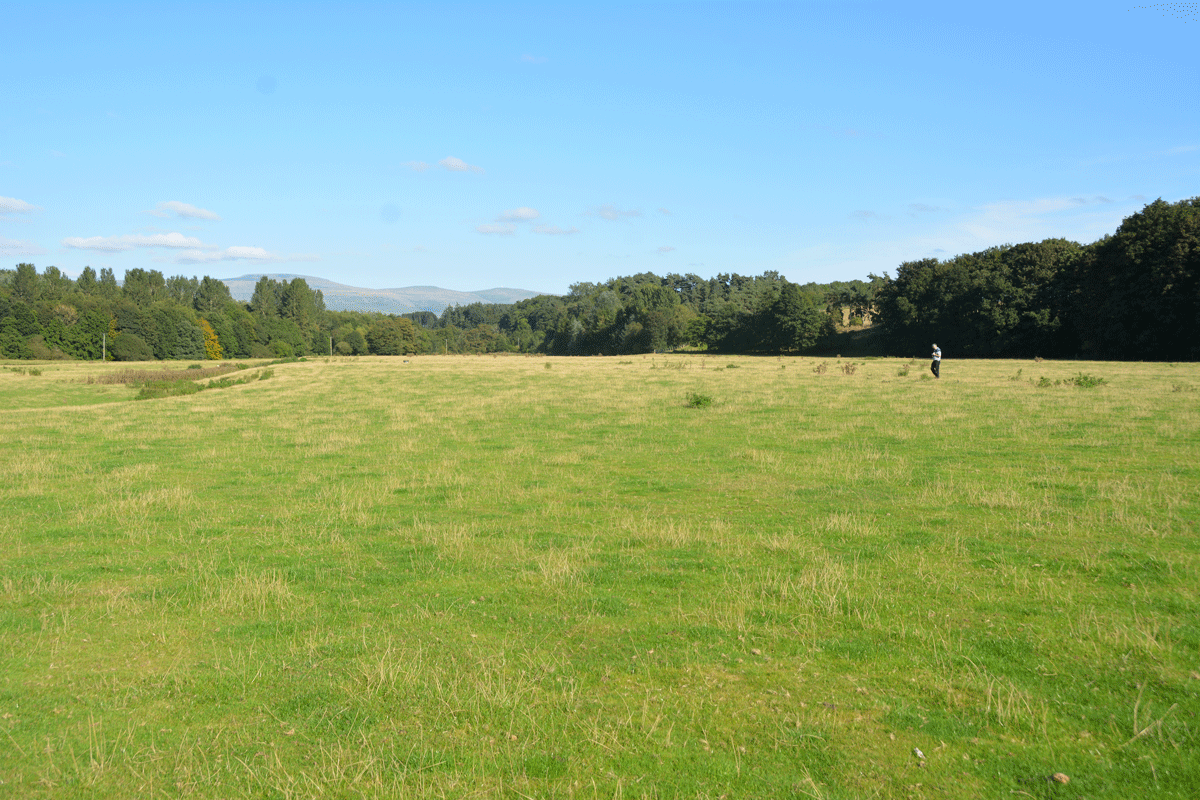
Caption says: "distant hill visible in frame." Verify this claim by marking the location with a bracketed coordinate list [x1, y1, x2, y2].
[219, 274, 546, 315]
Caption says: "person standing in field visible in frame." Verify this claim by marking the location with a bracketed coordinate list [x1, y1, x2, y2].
[931, 343, 941, 379]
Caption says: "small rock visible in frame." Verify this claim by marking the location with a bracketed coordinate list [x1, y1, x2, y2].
[1052, 773, 1069, 784]
[913, 748, 925, 759]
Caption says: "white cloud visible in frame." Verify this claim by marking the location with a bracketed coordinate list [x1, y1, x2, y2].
[0, 196, 38, 215]
[476, 223, 516, 236]
[957, 196, 1110, 244]
[593, 204, 640, 221]
[146, 201, 222, 220]
[499, 207, 540, 222]
[172, 246, 319, 265]
[0, 236, 45, 256]
[403, 160, 431, 172]
[440, 156, 484, 173]
[656, 245, 676, 254]
[658, 207, 672, 215]
[533, 224, 579, 235]
[62, 232, 209, 252]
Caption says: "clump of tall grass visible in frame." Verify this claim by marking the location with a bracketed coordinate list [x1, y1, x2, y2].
[85, 364, 242, 384]
[134, 368, 271, 399]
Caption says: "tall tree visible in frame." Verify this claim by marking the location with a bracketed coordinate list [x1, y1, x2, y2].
[13, 263, 39, 303]
[194, 276, 233, 313]
[76, 266, 98, 295]
[1070, 197, 1200, 360]
[98, 268, 120, 298]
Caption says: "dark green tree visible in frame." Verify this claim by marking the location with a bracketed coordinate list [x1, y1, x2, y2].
[76, 266, 98, 295]
[1069, 197, 1200, 360]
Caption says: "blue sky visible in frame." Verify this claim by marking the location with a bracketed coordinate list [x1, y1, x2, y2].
[2, 1, 1197, 296]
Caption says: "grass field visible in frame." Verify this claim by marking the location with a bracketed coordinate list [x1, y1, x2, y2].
[1, 354, 1197, 799]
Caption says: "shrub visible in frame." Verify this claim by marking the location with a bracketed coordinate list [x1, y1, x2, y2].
[1067, 373, 1107, 388]
[685, 392, 713, 408]
[110, 332, 155, 362]
[813, 362, 828, 374]
[897, 364, 910, 377]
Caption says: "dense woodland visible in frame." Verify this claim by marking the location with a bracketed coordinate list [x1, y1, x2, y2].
[1, 197, 1196, 362]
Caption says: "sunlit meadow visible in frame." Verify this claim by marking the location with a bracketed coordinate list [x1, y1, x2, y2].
[1, 354, 1197, 799]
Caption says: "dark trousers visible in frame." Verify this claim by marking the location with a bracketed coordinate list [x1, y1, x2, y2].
[931, 359, 940, 378]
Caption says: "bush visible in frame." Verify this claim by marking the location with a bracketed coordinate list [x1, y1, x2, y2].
[685, 392, 713, 408]
[26, 336, 68, 360]
[110, 333, 155, 362]
[1067, 373, 1107, 388]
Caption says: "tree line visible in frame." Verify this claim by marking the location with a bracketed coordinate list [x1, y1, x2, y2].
[0, 264, 856, 361]
[872, 197, 1199, 360]
[2, 197, 1195, 362]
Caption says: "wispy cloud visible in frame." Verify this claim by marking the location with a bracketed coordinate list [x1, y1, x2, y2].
[172, 246, 319, 264]
[533, 224, 579, 235]
[657, 207, 672, 215]
[403, 160, 431, 172]
[440, 156, 484, 174]
[62, 232, 209, 252]
[656, 245, 675, 254]
[476, 223, 516, 236]
[852, 210, 889, 221]
[520, 53, 548, 64]
[144, 200, 222, 221]
[959, 196, 1114, 243]
[0, 236, 45, 256]
[908, 203, 945, 214]
[0, 196, 39, 215]
[498, 207, 540, 222]
[592, 204, 641, 221]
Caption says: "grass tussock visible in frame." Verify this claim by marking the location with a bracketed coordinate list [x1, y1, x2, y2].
[83, 363, 245, 384]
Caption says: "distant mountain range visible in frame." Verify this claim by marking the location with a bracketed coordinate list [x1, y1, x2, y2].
[219, 274, 547, 316]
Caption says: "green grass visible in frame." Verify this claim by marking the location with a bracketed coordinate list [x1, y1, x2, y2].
[1, 354, 1197, 798]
